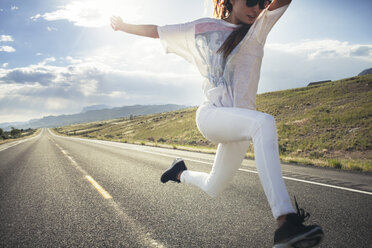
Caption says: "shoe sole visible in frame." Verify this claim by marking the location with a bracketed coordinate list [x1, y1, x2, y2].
[273, 226, 324, 248]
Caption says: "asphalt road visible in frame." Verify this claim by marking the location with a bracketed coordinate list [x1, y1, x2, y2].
[0, 129, 371, 247]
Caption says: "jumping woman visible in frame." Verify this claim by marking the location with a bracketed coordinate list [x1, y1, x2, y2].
[111, 0, 324, 247]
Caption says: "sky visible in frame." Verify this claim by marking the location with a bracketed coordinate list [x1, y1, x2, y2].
[0, 0, 371, 123]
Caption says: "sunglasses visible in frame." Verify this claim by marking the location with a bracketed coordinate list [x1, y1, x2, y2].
[246, 0, 271, 9]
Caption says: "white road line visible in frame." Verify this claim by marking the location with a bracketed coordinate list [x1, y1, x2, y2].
[0, 132, 41, 152]
[0, 141, 23, 152]
[50, 130, 372, 196]
[85, 175, 112, 199]
[107, 200, 167, 248]
[55, 144, 108, 197]
[282, 175, 372, 195]
[238, 168, 372, 195]
[52, 139, 166, 248]
[82, 142, 372, 196]
[182, 156, 372, 196]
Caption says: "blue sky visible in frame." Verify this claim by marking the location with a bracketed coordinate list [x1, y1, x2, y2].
[0, 0, 371, 122]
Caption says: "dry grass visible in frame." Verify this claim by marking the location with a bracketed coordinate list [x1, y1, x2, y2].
[54, 75, 372, 172]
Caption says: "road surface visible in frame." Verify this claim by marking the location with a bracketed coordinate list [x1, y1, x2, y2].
[0, 129, 371, 247]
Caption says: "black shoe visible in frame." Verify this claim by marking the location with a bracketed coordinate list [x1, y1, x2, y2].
[273, 197, 324, 248]
[160, 158, 187, 183]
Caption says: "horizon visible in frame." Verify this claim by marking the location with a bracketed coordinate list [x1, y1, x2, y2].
[0, 73, 363, 127]
[0, 72, 369, 126]
[0, 103, 192, 125]
[1, 0, 372, 122]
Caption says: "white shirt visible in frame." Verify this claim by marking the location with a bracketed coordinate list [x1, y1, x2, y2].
[157, 5, 289, 110]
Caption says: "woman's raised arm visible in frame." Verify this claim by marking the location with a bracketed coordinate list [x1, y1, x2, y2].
[110, 16, 159, 39]
[268, 0, 292, 11]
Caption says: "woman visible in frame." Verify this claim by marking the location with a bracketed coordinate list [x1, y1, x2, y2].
[111, 0, 324, 247]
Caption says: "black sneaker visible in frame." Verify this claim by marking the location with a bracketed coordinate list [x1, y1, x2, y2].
[273, 197, 324, 248]
[160, 158, 187, 183]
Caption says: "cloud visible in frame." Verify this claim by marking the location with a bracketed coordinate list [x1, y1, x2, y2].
[65, 56, 82, 64]
[266, 39, 372, 62]
[38, 57, 56, 66]
[30, 0, 143, 28]
[0, 46, 16, 52]
[11, 6, 19, 11]
[0, 53, 203, 122]
[2, 68, 57, 86]
[30, 14, 41, 20]
[47, 26, 58, 32]
[2, 63, 8, 68]
[0, 35, 15, 53]
[1, 35, 14, 42]
[350, 46, 372, 57]
[257, 39, 372, 94]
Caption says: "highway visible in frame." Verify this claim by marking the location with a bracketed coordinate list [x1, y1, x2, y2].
[0, 129, 371, 247]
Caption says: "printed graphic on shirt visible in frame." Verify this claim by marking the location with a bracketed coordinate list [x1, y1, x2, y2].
[195, 22, 235, 87]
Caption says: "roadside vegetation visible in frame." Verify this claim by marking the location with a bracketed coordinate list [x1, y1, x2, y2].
[54, 75, 372, 172]
[0, 127, 39, 144]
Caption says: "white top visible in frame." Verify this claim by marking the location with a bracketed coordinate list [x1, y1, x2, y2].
[157, 5, 289, 110]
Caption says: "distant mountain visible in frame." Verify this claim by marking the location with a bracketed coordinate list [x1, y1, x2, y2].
[358, 68, 372, 76]
[81, 104, 112, 113]
[2, 104, 189, 130]
[0, 122, 28, 131]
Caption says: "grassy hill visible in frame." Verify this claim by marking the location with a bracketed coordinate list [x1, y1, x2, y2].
[14, 104, 188, 129]
[54, 75, 372, 171]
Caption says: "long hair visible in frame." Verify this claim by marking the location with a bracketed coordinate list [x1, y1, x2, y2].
[213, 0, 251, 59]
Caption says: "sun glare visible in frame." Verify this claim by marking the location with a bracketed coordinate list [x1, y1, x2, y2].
[63, 0, 143, 27]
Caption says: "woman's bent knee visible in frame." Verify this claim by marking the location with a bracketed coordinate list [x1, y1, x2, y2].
[252, 113, 276, 141]
[260, 113, 276, 127]
[254, 113, 276, 134]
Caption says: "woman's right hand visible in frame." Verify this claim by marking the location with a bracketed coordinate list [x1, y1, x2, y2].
[110, 16, 159, 38]
[110, 16, 125, 31]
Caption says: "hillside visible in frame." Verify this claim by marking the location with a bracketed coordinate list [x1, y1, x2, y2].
[54, 75, 372, 171]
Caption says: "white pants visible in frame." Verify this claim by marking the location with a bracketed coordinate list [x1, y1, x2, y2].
[180, 102, 295, 219]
